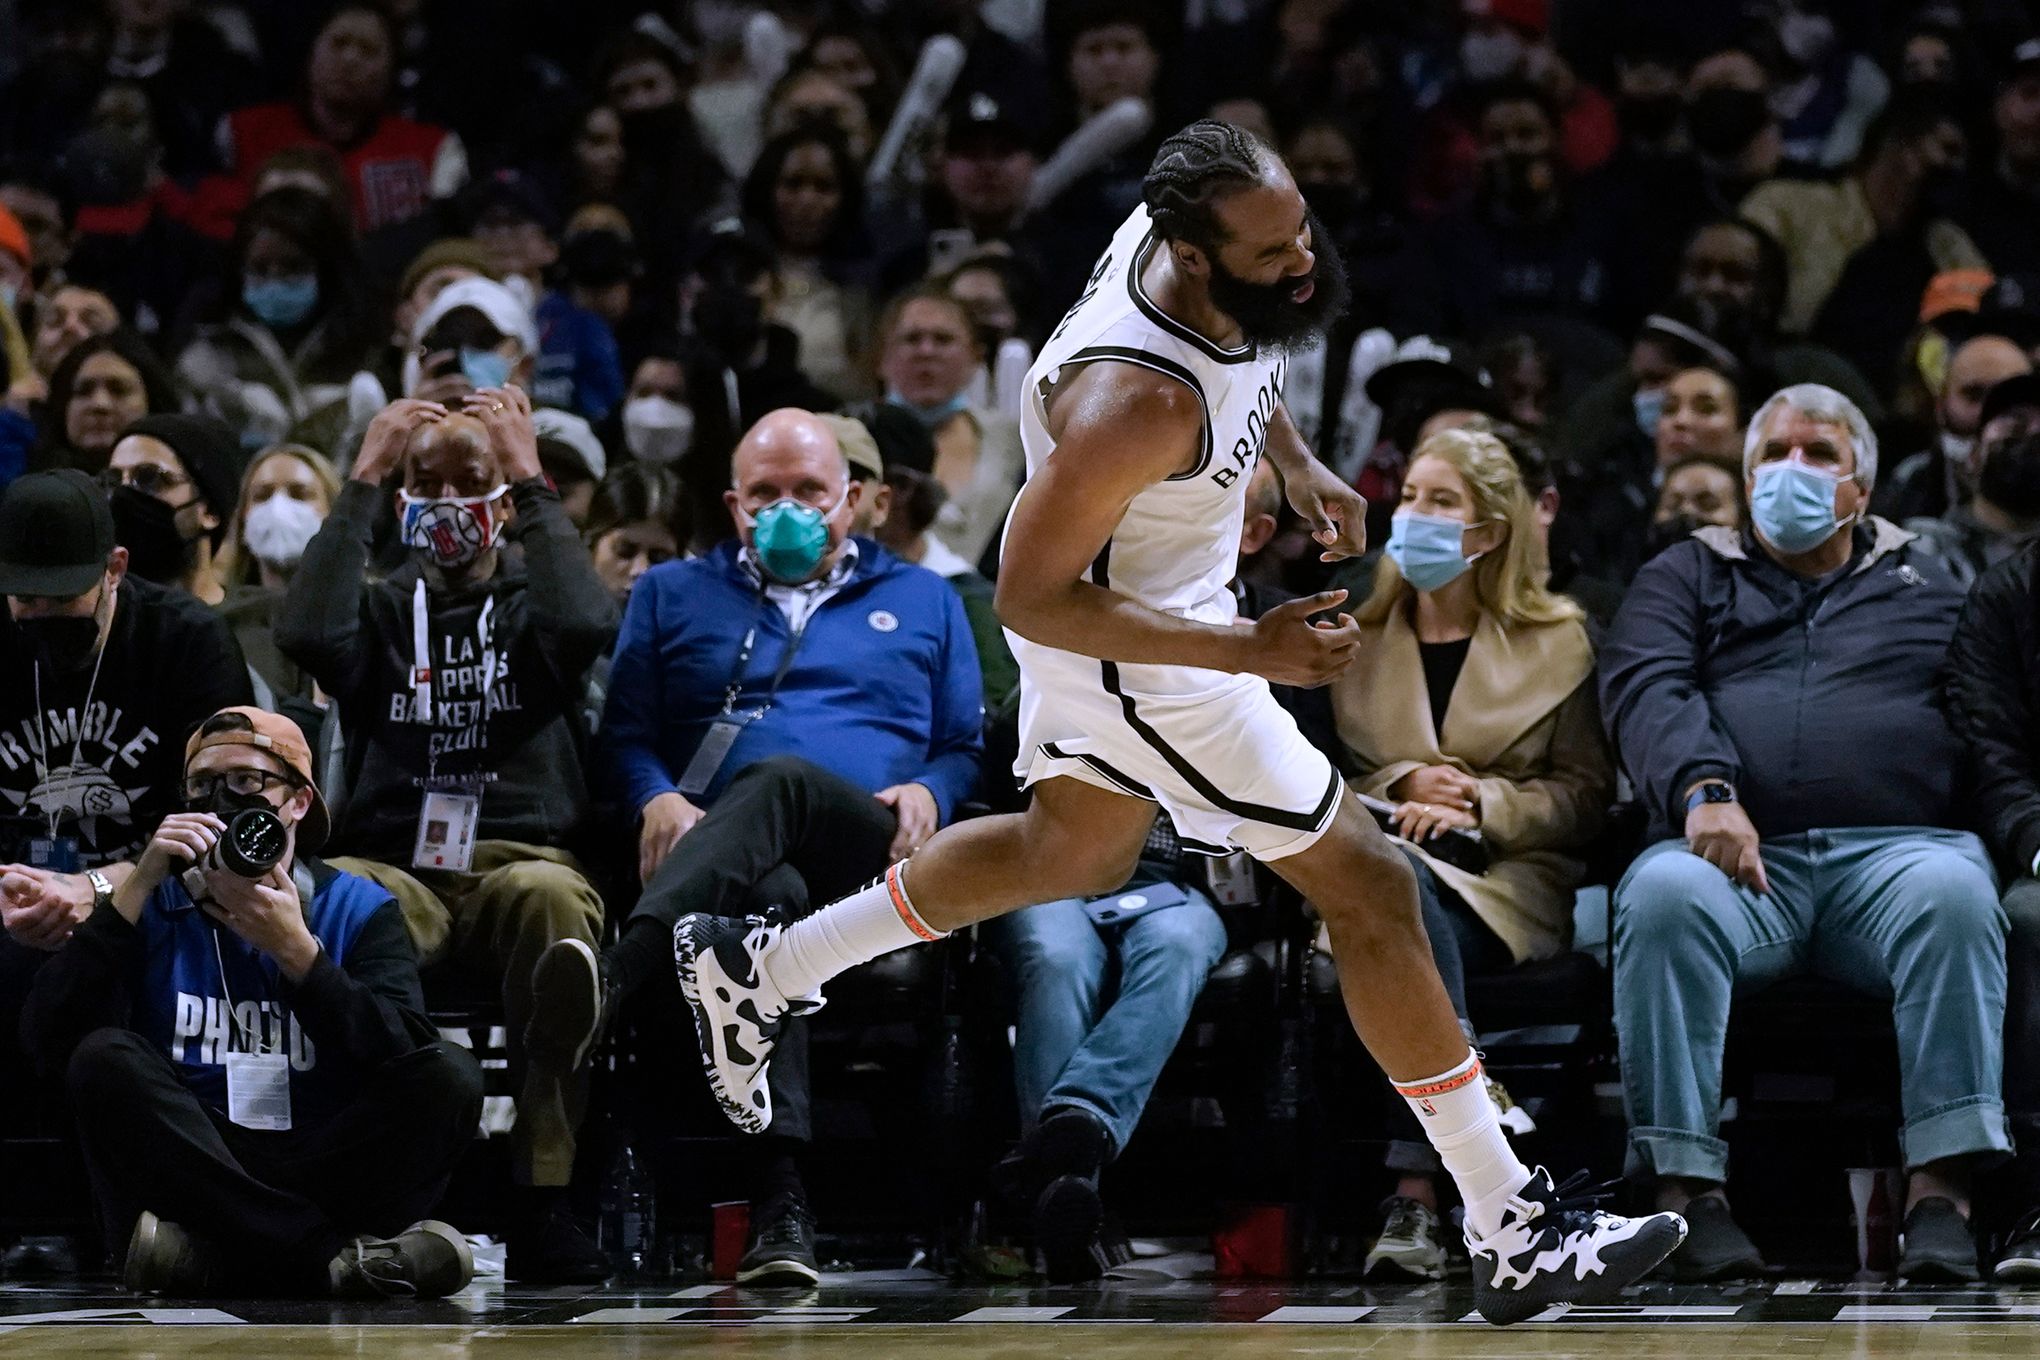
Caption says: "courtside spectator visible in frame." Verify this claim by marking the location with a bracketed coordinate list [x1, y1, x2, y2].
[18, 706, 480, 1300]
[101, 413, 239, 607]
[529, 409, 982, 1287]
[275, 390, 617, 1284]
[1332, 429, 1610, 1279]
[1602, 384, 2007, 1282]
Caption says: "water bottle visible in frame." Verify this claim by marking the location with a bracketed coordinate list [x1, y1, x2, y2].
[599, 1140, 657, 1276]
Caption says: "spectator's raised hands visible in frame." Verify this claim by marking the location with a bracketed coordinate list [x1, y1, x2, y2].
[353, 398, 446, 484]
[464, 386, 543, 482]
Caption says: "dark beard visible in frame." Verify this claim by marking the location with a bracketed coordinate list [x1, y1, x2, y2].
[1202, 208, 1350, 355]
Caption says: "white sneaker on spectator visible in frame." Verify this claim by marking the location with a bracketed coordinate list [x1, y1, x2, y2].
[1365, 1196, 1447, 1281]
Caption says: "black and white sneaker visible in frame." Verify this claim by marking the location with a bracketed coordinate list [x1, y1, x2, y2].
[1466, 1168, 1687, 1326]
[673, 915, 822, 1133]
[1995, 1209, 2040, 1282]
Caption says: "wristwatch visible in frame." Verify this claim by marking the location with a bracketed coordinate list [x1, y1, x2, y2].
[86, 869, 114, 913]
[1685, 780, 1739, 813]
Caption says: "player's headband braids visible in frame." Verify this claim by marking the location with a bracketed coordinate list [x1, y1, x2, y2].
[1142, 119, 1269, 256]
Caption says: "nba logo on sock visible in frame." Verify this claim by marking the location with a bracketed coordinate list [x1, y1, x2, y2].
[1419, 1098, 1437, 1117]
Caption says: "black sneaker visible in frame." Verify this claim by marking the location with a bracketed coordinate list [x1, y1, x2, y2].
[527, 938, 612, 1073]
[1996, 1209, 2040, 1282]
[505, 1205, 611, 1286]
[996, 1106, 1110, 1209]
[124, 1212, 229, 1296]
[738, 1195, 820, 1287]
[329, 1221, 473, 1299]
[1465, 1168, 1687, 1326]
[1663, 1196, 1766, 1282]
[673, 915, 805, 1133]
[1898, 1196, 1979, 1283]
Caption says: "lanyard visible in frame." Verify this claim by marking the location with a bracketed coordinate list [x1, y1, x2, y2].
[211, 926, 273, 1055]
[410, 578, 497, 729]
[720, 593, 811, 717]
[30, 622, 109, 842]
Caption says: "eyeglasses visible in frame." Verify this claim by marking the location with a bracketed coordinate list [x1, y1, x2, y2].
[181, 768, 301, 804]
[98, 464, 191, 497]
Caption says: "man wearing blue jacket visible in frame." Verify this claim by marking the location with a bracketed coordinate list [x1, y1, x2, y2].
[1601, 384, 2008, 1285]
[18, 706, 482, 1299]
[530, 407, 983, 1286]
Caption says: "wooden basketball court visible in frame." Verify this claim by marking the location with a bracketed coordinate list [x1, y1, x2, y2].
[8, 1278, 2040, 1358]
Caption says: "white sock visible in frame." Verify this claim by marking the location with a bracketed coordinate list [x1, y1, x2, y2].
[1393, 1050, 1531, 1240]
[764, 862, 945, 1000]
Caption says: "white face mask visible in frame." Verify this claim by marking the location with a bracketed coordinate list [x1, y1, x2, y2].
[623, 395, 695, 465]
[241, 495, 326, 569]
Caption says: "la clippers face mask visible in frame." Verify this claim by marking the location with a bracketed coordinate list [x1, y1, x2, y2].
[397, 486, 509, 568]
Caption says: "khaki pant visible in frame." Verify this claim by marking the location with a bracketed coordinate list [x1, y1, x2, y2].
[329, 841, 604, 1187]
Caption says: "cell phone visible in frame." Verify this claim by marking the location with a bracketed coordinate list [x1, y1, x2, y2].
[1355, 792, 1491, 875]
[1082, 880, 1191, 926]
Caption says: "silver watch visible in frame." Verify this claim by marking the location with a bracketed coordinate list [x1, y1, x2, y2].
[86, 869, 114, 912]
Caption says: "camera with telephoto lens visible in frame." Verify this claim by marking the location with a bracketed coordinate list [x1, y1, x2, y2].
[201, 808, 288, 879]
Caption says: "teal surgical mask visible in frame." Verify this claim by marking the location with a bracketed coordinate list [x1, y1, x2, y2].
[888, 389, 971, 429]
[1750, 460, 1855, 554]
[244, 274, 319, 329]
[461, 347, 514, 391]
[743, 494, 842, 583]
[1386, 510, 1486, 591]
[1633, 386, 1667, 438]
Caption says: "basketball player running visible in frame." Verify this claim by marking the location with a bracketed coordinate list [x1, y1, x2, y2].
[669, 122, 1685, 1323]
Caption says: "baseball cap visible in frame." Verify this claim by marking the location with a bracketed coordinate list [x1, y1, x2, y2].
[411, 275, 539, 354]
[1981, 372, 2040, 430]
[184, 706, 330, 852]
[946, 90, 1032, 156]
[530, 407, 608, 482]
[397, 237, 495, 302]
[1363, 336, 1504, 420]
[0, 469, 116, 598]
[816, 412, 885, 483]
[838, 400, 936, 477]
[462, 168, 560, 237]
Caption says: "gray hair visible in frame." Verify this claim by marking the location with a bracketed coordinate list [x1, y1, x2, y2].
[1742, 383, 1879, 490]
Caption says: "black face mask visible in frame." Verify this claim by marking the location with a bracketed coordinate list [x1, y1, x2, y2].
[1201, 207, 1352, 355]
[1646, 512, 1707, 560]
[17, 612, 103, 675]
[1981, 432, 2040, 518]
[1621, 93, 1683, 142]
[692, 287, 765, 358]
[1687, 87, 1771, 158]
[110, 485, 200, 584]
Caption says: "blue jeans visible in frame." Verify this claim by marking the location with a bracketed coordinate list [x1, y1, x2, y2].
[985, 888, 1229, 1157]
[1614, 828, 2009, 1183]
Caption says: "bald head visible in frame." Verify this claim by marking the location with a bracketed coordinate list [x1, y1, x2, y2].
[403, 412, 502, 498]
[726, 408, 862, 580]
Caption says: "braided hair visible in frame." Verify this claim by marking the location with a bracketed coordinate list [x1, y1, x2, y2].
[1142, 119, 1270, 255]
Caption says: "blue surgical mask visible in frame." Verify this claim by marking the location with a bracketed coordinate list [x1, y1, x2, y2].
[460, 347, 514, 391]
[1750, 460, 1854, 554]
[243, 274, 319, 329]
[1633, 386, 1667, 438]
[1386, 510, 1484, 591]
[888, 389, 971, 429]
[744, 495, 840, 583]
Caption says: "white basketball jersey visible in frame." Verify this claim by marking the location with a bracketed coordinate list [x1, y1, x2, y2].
[1018, 206, 1288, 626]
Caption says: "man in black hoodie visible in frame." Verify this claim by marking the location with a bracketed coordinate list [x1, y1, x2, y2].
[276, 386, 618, 1284]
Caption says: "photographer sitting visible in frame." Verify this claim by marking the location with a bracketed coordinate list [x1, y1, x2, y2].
[19, 707, 481, 1298]
[1330, 428, 1614, 1280]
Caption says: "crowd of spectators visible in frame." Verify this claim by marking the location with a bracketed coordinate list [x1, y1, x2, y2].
[4, 0, 2040, 1296]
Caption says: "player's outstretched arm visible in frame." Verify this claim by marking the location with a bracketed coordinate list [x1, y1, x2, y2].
[996, 363, 1359, 688]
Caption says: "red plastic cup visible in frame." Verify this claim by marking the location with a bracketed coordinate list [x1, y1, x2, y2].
[711, 1200, 751, 1280]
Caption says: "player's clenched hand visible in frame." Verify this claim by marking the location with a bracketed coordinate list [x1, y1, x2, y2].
[1284, 462, 1369, 561]
[1245, 590, 1360, 687]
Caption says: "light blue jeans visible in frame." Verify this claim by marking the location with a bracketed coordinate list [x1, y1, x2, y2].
[984, 887, 1229, 1157]
[1614, 828, 2009, 1183]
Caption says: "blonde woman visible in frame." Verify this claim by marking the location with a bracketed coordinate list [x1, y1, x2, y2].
[215, 443, 341, 710]
[1331, 427, 1616, 1281]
